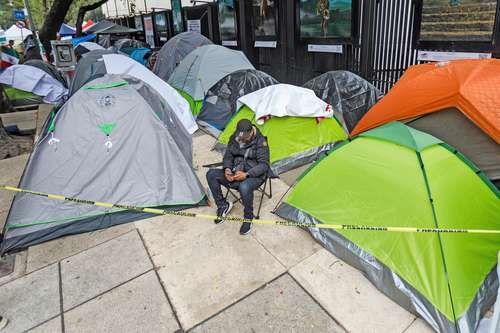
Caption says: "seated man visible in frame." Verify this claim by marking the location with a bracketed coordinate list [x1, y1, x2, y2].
[206, 119, 270, 235]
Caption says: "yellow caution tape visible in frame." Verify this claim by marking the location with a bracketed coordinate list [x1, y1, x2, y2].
[1, 185, 499, 234]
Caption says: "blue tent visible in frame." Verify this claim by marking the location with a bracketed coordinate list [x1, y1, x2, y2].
[120, 47, 153, 66]
[59, 23, 76, 37]
[71, 34, 96, 46]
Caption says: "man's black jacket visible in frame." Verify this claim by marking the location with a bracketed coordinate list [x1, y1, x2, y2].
[223, 127, 270, 179]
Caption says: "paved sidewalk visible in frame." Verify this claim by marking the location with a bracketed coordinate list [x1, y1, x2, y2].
[0, 133, 434, 332]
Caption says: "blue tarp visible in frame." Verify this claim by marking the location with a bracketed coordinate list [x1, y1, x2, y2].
[129, 48, 152, 66]
[59, 23, 76, 37]
[71, 34, 96, 46]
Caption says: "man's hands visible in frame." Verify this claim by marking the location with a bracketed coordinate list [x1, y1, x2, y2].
[224, 168, 247, 182]
[233, 171, 247, 181]
[224, 168, 234, 182]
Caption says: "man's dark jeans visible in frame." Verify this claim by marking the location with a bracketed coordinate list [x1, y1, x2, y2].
[206, 169, 264, 219]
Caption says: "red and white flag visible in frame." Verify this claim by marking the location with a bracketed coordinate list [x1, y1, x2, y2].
[0, 48, 19, 70]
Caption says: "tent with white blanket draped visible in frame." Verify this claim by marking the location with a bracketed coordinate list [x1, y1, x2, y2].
[217, 84, 347, 174]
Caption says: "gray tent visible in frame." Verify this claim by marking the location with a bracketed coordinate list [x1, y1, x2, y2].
[74, 42, 105, 57]
[85, 20, 115, 34]
[1, 74, 206, 254]
[112, 38, 150, 51]
[405, 108, 500, 189]
[168, 45, 254, 115]
[303, 71, 382, 133]
[69, 49, 115, 96]
[153, 32, 212, 82]
[197, 69, 278, 136]
[24, 60, 68, 88]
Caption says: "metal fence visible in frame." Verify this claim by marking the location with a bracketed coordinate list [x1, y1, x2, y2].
[182, 0, 498, 92]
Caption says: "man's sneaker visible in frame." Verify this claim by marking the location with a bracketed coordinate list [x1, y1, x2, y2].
[214, 201, 233, 224]
[0, 316, 8, 331]
[240, 222, 252, 235]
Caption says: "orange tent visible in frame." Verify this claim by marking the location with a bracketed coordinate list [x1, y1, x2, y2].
[351, 59, 500, 143]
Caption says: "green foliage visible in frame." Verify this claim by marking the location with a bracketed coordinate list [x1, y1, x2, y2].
[27, 0, 105, 30]
[0, 0, 25, 29]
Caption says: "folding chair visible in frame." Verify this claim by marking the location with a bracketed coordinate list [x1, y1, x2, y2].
[203, 162, 273, 219]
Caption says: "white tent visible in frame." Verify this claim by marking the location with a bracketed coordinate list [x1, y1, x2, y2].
[5, 24, 32, 42]
[103, 54, 198, 134]
[237, 84, 334, 125]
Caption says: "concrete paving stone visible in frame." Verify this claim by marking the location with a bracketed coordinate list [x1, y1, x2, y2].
[192, 133, 222, 190]
[290, 249, 416, 333]
[61, 230, 152, 311]
[27, 316, 62, 333]
[0, 177, 19, 213]
[191, 274, 346, 333]
[135, 205, 218, 258]
[0, 211, 7, 232]
[0, 253, 14, 278]
[0, 210, 9, 232]
[0, 154, 30, 229]
[27, 223, 136, 273]
[252, 224, 323, 269]
[0, 154, 29, 184]
[249, 177, 323, 268]
[155, 222, 286, 330]
[278, 163, 311, 187]
[403, 318, 435, 333]
[0, 264, 60, 333]
[36, 104, 53, 139]
[0, 251, 27, 286]
[64, 271, 180, 333]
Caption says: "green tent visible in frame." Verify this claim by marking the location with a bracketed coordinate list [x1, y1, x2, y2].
[3, 85, 42, 106]
[276, 122, 500, 332]
[218, 105, 347, 174]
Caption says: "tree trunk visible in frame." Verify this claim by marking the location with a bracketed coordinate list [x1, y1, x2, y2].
[75, 0, 109, 37]
[38, 0, 74, 54]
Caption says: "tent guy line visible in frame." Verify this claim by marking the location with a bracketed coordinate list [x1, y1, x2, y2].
[1, 185, 499, 235]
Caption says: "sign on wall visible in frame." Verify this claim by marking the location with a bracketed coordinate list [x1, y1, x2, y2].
[252, 0, 277, 39]
[134, 16, 143, 31]
[307, 44, 343, 53]
[187, 20, 201, 33]
[419, 0, 497, 42]
[143, 15, 155, 48]
[154, 12, 168, 42]
[299, 0, 352, 39]
[417, 50, 492, 62]
[171, 0, 183, 34]
[218, 0, 238, 43]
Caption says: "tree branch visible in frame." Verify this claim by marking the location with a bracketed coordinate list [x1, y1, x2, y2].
[76, 0, 108, 36]
[39, 0, 74, 55]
